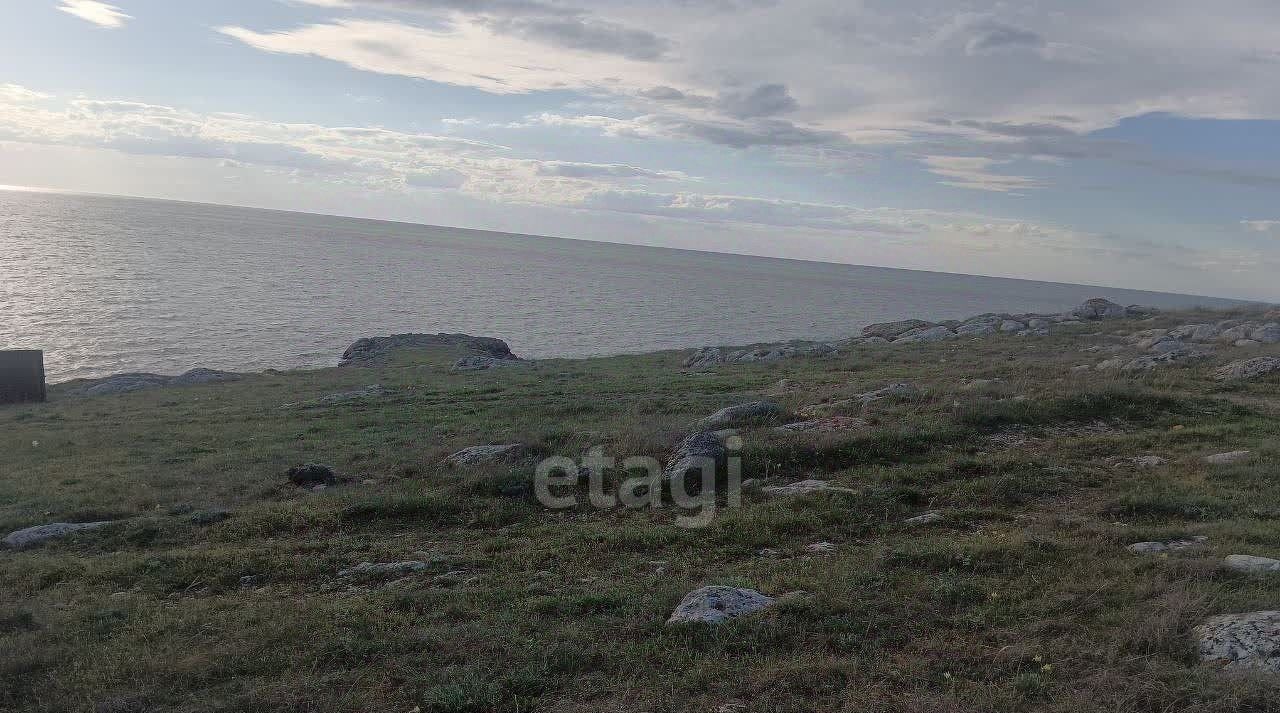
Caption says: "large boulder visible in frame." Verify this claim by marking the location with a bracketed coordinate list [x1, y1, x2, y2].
[341, 333, 517, 366]
[1072, 298, 1127, 320]
[1214, 357, 1280, 381]
[1224, 555, 1280, 574]
[666, 586, 776, 625]
[862, 319, 933, 339]
[698, 401, 783, 429]
[1195, 611, 1280, 673]
[1251, 323, 1280, 344]
[4, 521, 115, 550]
[893, 326, 958, 344]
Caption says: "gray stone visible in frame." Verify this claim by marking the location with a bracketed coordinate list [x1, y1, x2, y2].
[1026, 318, 1052, 330]
[955, 321, 997, 337]
[338, 561, 428, 578]
[1206, 450, 1251, 465]
[774, 416, 869, 433]
[1214, 357, 1280, 381]
[999, 320, 1026, 333]
[762, 479, 858, 497]
[1126, 537, 1207, 555]
[893, 325, 958, 343]
[862, 319, 933, 339]
[341, 333, 516, 365]
[1235, 339, 1262, 348]
[663, 431, 727, 484]
[446, 444, 526, 466]
[70, 368, 242, 397]
[4, 521, 114, 550]
[666, 586, 776, 625]
[1073, 298, 1127, 320]
[805, 541, 838, 554]
[858, 382, 920, 403]
[1224, 555, 1280, 574]
[1148, 337, 1190, 354]
[698, 400, 784, 429]
[1251, 323, 1280, 344]
[451, 356, 530, 372]
[904, 511, 944, 526]
[1120, 346, 1213, 371]
[1125, 305, 1161, 319]
[682, 342, 837, 370]
[1218, 325, 1256, 343]
[1194, 611, 1280, 673]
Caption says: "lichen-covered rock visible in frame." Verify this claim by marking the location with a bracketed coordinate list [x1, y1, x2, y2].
[1224, 555, 1280, 574]
[1073, 298, 1127, 320]
[1120, 346, 1212, 371]
[1206, 450, 1251, 465]
[663, 431, 727, 485]
[999, 320, 1026, 333]
[445, 444, 526, 466]
[862, 319, 933, 339]
[666, 586, 776, 625]
[4, 521, 115, 550]
[1126, 537, 1206, 555]
[1195, 611, 1280, 673]
[858, 382, 920, 403]
[955, 321, 997, 337]
[762, 479, 857, 497]
[1214, 357, 1280, 381]
[341, 333, 516, 365]
[698, 400, 784, 429]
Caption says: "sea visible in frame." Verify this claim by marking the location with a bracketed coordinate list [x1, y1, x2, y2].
[0, 190, 1249, 382]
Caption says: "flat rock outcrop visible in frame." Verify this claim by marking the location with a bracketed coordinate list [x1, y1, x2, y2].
[4, 521, 115, 550]
[68, 369, 242, 397]
[1195, 611, 1280, 673]
[1224, 555, 1280, 574]
[762, 479, 857, 497]
[341, 333, 517, 365]
[862, 320, 933, 339]
[1215, 357, 1280, 381]
[1072, 298, 1128, 320]
[1127, 537, 1207, 555]
[666, 586, 776, 625]
[682, 342, 836, 370]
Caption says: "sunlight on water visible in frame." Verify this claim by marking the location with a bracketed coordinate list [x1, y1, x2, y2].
[0, 191, 1245, 382]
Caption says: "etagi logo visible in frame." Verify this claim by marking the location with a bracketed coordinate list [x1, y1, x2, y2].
[533, 436, 744, 528]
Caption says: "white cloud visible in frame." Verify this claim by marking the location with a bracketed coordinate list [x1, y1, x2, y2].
[0, 85, 52, 102]
[918, 156, 1043, 193]
[58, 1, 131, 29]
[1242, 220, 1280, 235]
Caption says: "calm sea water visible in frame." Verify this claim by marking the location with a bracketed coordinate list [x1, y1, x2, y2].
[0, 190, 1246, 382]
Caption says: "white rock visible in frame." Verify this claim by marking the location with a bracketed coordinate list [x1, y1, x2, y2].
[1195, 611, 1280, 673]
[904, 511, 944, 526]
[1126, 537, 1207, 555]
[805, 541, 838, 554]
[1206, 451, 1251, 465]
[1224, 555, 1280, 574]
[3, 522, 114, 550]
[666, 586, 776, 625]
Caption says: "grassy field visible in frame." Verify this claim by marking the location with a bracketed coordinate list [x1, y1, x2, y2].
[4, 309, 1280, 712]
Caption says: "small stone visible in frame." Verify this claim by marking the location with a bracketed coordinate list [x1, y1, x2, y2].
[239, 575, 263, 589]
[1127, 537, 1207, 555]
[1195, 611, 1280, 673]
[773, 416, 869, 434]
[761, 479, 858, 497]
[904, 511, 944, 526]
[287, 463, 336, 486]
[445, 444, 526, 466]
[805, 541, 838, 554]
[666, 586, 776, 625]
[1224, 555, 1280, 574]
[663, 431, 727, 484]
[1206, 451, 1251, 465]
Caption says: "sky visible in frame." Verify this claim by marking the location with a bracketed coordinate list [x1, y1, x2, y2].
[2, 1, 1280, 298]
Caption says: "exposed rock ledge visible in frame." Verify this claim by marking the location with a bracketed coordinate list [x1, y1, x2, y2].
[64, 368, 242, 397]
[340, 333, 520, 366]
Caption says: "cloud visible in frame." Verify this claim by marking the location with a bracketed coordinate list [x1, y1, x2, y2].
[534, 161, 687, 179]
[1242, 220, 1280, 234]
[483, 16, 671, 61]
[921, 156, 1045, 193]
[715, 84, 797, 119]
[58, 1, 131, 28]
[0, 85, 52, 102]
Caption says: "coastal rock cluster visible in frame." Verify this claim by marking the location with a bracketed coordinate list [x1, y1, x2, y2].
[851, 297, 1148, 346]
[341, 333, 519, 366]
[683, 342, 838, 370]
[65, 368, 241, 397]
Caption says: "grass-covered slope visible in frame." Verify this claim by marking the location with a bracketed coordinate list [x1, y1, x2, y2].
[3, 309, 1280, 712]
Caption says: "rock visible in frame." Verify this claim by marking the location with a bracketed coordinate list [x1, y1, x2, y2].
[1096, 358, 1126, 370]
[893, 325, 958, 343]
[666, 586, 776, 625]
[1251, 323, 1280, 344]
[287, 463, 337, 486]
[955, 321, 997, 337]
[862, 319, 933, 339]
[1126, 537, 1207, 555]
[858, 382, 921, 403]
[805, 541, 838, 554]
[773, 416, 869, 433]
[849, 336, 890, 345]
[315, 385, 386, 404]
[698, 401, 784, 430]
[70, 368, 241, 397]
[761, 479, 857, 497]
[1125, 305, 1161, 318]
[4, 521, 114, 550]
[682, 342, 837, 370]
[1120, 346, 1213, 371]
[1235, 339, 1262, 348]
[1073, 298, 1127, 320]
[1148, 337, 1190, 354]
[239, 575, 264, 589]
[999, 320, 1026, 333]
[452, 355, 530, 372]
[1027, 318, 1052, 330]
[1214, 357, 1280, 381]
[1194, 611, 1280, 673]
[1218, 325, 1256, 343]
[663, 431, 727, 485]
[445, 444, 526, 466]
[341, 333, 516, 365]
[1131, 455, 1167, 468]
[187, 509, 232, 526]
[904, 511, 943, 526]
[1224, 555, 1280, 574]
[1206, 451, 1251, 465]
[338, 561, 428, 578]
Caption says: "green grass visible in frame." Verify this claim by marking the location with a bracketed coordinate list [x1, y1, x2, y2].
[3, 313, 1280, 711]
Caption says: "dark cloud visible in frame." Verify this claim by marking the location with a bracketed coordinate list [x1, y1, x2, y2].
[485, 16, 671, 61]
[715, 84, 797, 119]
[962, 19, 1044, 55]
